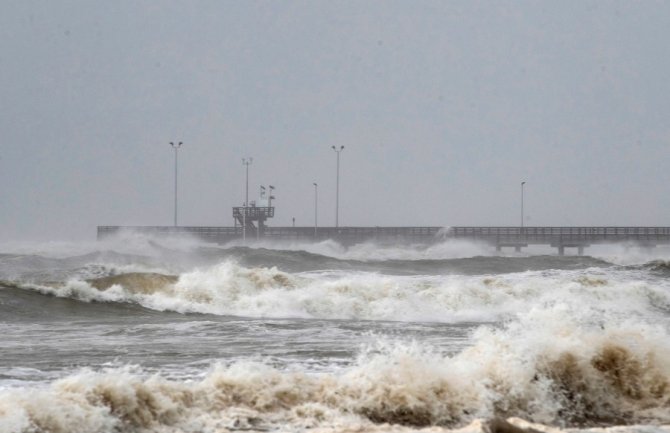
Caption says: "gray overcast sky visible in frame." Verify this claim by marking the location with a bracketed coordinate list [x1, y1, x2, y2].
[1, 0, 669, 241]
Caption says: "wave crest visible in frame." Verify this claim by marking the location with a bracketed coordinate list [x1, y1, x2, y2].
[3, 319, 670, 433]
[88, 273, 178, 294]
[7, 263, 670, 321]
[641, 260, 670, 274]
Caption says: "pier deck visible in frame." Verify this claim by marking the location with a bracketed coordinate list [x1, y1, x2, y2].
[448, 226, 670, 254]
[97, 226, 670, 254]
[97, 225, 442, 246]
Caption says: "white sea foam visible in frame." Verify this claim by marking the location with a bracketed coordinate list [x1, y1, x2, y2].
[4, 229, 670, 266]
[0, 230, 209, 259]
[586, 244, 670, 266]
[220, 237, 670, 263]
[16, 261, 670, 322]
[222, 238, 497, 261]
[2, 309, 669, 433]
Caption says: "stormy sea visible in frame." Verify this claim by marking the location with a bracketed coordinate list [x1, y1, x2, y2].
[1, 234, 670, 433]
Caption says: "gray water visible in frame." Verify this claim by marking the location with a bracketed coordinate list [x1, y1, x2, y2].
[1, 238, 670, 433]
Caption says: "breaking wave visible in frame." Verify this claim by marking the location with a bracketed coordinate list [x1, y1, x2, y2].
[2, 309, 670, 432]
[2, 233, 670, 271]
[8, 260, 670, 322]
[639, 260, 670, 274]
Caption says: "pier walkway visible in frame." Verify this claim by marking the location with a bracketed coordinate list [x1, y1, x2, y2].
[97, 225, 441, 246]
[448, 226, 670, 255]
[97, 226, 670, 255]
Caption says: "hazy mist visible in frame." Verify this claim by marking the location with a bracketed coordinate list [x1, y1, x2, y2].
[1, 0, 669, 241]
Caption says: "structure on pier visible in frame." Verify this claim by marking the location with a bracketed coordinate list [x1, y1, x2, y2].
[233, 206, 274, 236]
[232, 186, 276, 237]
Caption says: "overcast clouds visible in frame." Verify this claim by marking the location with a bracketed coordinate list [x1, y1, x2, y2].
[1, 1, 669, 241]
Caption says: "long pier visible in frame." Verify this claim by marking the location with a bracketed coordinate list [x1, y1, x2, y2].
[97, 226, 670, 255]
[448, 226, 670, 255]
[97, 225, 442, 246]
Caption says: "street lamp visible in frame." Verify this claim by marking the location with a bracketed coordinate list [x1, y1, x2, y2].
[521, 181, 526, 229]
[313, 182, 318, 237]
[331, 145, 344, 227]
[242, 158, 253, 243]
[170, 142, 182, 226]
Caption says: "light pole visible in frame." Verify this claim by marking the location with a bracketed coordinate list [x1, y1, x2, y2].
[331, 145, 344, 227]
[257, 184, 264, 240]
[170, 142, 182, 226]
[313, 182, 318, 237]
[242, 158, 253, 243]
[521, 181, 526, 229]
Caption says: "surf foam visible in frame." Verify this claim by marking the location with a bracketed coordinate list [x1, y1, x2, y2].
[11, 261, 670, 322]
[2, 310, 670, 432]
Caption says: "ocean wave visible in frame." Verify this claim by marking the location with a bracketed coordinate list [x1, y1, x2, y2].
[87, 273, 179, 294]
[638, 260, 670, 274]
[586, 245, 670, 267]
[206, 246, 612, 275]
[3, 233, 669, 270]
[7, 262, 670, 322]
[2, 313, 669, 432]
[0, 236, 620, 281]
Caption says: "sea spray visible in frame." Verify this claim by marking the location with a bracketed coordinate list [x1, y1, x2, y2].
[4, 242, 670, 433]
[10, 262, 670, 322]
[2, 310, 670, 432]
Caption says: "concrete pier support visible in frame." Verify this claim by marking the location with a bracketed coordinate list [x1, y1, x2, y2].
[578, 246, 584, 256]
[558, 246, 565, 256]
[496, 245, 502, 252]
[514, 246, 521, 252]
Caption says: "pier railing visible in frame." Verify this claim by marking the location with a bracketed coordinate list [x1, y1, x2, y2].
[448, 226, 670, 246]
[97, 225, 442, 244]
[96, 225, 241, 243]
[97, 226, 670, 250]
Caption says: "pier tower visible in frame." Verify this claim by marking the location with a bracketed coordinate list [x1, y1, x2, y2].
[233, 187, 275, 237]
[233, 204, 275, 236]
